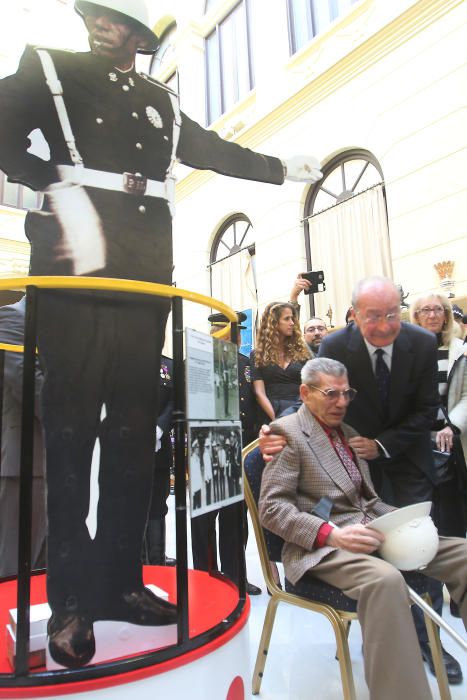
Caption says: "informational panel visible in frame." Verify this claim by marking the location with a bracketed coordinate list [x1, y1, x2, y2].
[185, 328, 239, 421]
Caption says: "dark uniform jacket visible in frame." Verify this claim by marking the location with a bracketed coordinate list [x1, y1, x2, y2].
[238, 351, 257, 445]
[156, 355, 173, 461]
[0, 46, 284, 284]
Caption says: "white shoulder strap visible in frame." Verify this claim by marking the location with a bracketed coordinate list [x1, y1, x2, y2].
[167, 91, 181, 169]
[36, 49, 83, 167]
[166, 92, 181, 216]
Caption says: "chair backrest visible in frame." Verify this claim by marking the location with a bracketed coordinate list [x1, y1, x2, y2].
[242, 439, 286, 591]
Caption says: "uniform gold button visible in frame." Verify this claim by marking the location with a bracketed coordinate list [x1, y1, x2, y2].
[132, 112, 139, 119]
[138, 205, 146, 214]
[96, 118, 103, 124]
[122, 85, 130, 92]
[136, 142, 143, 150]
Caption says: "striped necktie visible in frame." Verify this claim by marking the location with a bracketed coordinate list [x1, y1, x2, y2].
[330, 430, 362, 490]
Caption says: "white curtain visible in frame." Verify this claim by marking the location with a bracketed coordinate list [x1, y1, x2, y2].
[211, 248, 257, 313]
[308, 185, 392, 327]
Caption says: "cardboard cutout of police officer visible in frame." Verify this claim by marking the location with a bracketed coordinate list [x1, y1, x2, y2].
[0, 0, 322, 668]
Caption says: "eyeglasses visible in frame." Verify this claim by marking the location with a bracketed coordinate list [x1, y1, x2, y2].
[309, 385, 357, 402]
[356, 310, 400, 325]
[416, 306, 445, 317]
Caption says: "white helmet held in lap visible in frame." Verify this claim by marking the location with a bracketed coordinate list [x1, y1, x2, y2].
[370, 502, 439, 571]
[75, 0, 159, 53]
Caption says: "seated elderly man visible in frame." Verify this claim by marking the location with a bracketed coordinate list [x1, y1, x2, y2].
[259, 357, 467, 700]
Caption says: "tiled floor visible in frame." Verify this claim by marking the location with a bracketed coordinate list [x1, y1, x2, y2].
[167, 495, 467, 699]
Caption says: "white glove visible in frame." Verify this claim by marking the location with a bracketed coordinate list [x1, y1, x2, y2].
[45, 182, 106, 275]
[282, 155, 323, 183]
[155, 425, 163, 453]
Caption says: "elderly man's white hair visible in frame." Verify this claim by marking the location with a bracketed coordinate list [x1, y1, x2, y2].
[301, 357, 347, 386]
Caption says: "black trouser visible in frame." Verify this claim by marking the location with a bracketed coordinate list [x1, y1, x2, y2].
[377, 461, 442, 645]
[37, 291, 169, 619]
[191, 502, 247, 585]
[148, 438, 172, 520]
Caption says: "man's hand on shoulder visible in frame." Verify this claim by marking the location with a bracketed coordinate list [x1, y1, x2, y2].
[348, 436, 379, 461]
[259, 424, 287, 463]
[326, 524, 384, 554]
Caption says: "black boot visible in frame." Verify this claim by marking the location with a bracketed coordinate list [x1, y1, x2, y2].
[145, 519, 175, 565]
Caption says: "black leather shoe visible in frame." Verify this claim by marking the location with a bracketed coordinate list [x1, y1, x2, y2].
[246, 581, 262, 595]
[48, 614, 95, 669]
[100, 587, 177, 626]
[420, 641, 463, 685]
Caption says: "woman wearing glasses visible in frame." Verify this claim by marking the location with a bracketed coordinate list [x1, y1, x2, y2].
[411, 294, 467, 612]
[250, 302, 311, 424]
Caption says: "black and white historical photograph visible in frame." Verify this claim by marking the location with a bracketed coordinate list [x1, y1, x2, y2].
[213, 338, 239, 420]
[188, 422, 243, 517]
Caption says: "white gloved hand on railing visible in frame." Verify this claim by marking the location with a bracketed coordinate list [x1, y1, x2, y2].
[281, 155, 323, 183]
[45, 182, 106, 275]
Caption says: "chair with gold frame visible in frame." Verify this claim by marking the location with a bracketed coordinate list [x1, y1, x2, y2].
[242, 439, 451, 700]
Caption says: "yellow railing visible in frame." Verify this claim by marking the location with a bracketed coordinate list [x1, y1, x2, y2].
[0, 276, 236, 350]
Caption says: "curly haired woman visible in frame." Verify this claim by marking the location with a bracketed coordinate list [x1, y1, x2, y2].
[250, 302, 311, 423]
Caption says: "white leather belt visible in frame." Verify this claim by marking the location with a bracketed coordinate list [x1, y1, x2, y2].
[58, 165, 172, 200]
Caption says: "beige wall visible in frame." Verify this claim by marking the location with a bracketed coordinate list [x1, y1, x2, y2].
[0, 0, 464, 322]
[169, 0, 467, 331]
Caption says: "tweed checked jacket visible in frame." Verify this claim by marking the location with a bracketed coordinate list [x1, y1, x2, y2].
[259, 404, 394, 585]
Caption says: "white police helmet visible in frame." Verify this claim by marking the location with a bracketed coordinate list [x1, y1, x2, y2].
[370, 501, 439, 571]
[75, 0, 159, 53]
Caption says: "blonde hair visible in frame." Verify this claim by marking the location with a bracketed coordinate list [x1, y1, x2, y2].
[410, 293, 455, 346]
[255, 302, 310, 367]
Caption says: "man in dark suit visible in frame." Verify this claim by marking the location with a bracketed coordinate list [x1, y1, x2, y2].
[0, 297, 46, 578]
[318, 275, 462, 683]
[0, 0, 319, 667]
[259, 356, 467, 700]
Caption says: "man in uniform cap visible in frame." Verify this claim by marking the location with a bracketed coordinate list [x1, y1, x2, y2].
[0, 0, 320, 666]
[191, 311, 262, 594]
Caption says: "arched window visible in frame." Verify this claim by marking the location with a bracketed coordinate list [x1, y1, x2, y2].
[210, 215, 256, 354]
[306, 149, 383, 216]
[303, 150, 392, 326]
[210, 214, 254, 263]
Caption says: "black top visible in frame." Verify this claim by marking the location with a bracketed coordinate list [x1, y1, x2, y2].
[250, 350, 306, 419]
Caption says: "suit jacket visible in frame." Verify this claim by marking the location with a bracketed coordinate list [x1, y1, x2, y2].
[0, 298, 45, 477]
[318, 322, 439, 483]
[0, 46, 284, 284]
[258, 405, 394, 585]
[446, 337, 467, 460]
